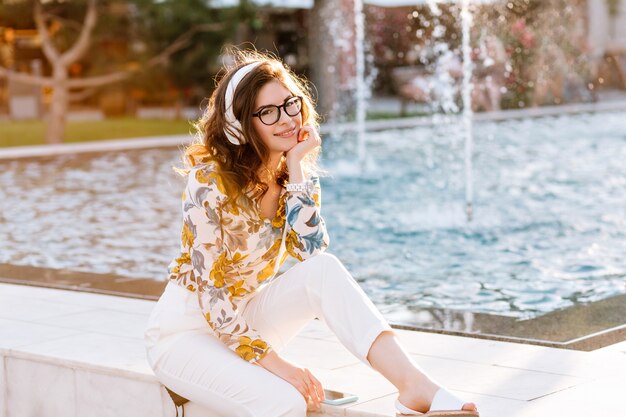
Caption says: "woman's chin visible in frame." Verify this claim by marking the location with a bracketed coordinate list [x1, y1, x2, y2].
[276, 137, 298, 150]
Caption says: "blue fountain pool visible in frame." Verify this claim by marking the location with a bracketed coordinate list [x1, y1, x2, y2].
[1, 111, 625, 320]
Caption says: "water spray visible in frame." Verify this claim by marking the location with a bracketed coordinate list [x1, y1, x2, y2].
[354, 0, 367, 171]
[460, 0, 474, 222]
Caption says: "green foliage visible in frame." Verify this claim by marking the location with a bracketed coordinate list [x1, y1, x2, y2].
[0, 1, 93, 51]
[0, 0, 37, 29]
[606, 0, 620, 17]
[128, 0, 255, 100]
[475, 0, 590, 109]
[1, 0, 257, 105]
[366, 4, 463, 94]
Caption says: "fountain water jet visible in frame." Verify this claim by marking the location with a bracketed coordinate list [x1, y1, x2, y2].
[354, 0, 367, 170]
[460, 0, 475, 222]
[351, 0, 476, 220]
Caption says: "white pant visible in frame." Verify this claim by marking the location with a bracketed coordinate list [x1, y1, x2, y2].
[145, 253, 393, 417]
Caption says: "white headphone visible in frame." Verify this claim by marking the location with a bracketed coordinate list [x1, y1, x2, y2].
[223, 62, 262, 145]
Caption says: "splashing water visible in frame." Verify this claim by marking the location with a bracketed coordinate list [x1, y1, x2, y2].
[461, 0, 474, 221]
[1, 111, 625, 318]
[354, 0, 367, 169]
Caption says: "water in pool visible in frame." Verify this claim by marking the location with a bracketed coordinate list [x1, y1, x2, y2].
[1, 111, 625, 320]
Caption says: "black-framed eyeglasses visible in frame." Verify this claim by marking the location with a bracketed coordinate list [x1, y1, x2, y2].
[252, 96, 303, 126]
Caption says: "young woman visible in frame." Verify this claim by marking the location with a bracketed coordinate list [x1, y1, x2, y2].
[144, 51, 479, 417]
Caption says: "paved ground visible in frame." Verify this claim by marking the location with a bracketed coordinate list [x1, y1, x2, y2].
[1, 282, 626, 417]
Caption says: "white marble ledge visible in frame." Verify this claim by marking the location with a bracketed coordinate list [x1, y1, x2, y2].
[308, 364, 397, 406]
[2, 355, 170, 417]
[0, 283, 156, 315]
[407, 353, 588, 402]
[344, 391, 526, 417]
[510, 375, 626, 417]
[0, 318, 82, 349]
[0, 294, 99, 322]
[5, 348, 156, 383]
[395, 327, 626, 380]
[5, 356, 76, 417]
[31, 308, 150, 340]
[33, 289, 156, 315]
[2, 283, 626, 417]
[0, 353, 391, 417]
[0, 282, 66, 299]
[0, 348, 6, 417]
[75, 368, 164, 417]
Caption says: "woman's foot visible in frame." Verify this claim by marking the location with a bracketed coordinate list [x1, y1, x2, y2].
[397, 382, 437, 413]
[397, 384, 478, 414]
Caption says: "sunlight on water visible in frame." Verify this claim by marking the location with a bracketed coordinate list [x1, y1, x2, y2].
[1, 111, 625, 318]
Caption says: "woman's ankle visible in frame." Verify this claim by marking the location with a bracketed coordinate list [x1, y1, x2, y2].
[397, 379, 439, 413]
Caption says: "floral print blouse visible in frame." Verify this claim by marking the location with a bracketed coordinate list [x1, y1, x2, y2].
[168, 162, 329, 362]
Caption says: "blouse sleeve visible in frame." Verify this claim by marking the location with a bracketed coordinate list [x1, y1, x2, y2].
[284, 176, 330, 261]
[182, 166, 271, 362]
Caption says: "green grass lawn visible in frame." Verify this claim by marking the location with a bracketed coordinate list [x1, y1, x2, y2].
[0, 118, 195, 148]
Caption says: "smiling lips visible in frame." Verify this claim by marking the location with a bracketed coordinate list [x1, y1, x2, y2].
[275, 126, 297, 138]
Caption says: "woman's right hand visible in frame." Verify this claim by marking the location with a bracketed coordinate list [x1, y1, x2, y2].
[285, 125, 321, 164]
[256, 350, 325, 409]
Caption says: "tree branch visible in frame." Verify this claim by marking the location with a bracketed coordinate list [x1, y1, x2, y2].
[43, 12, 85, 33]
[34, 0, 61, 64]
[69, 88, 97, 102]
[60, 0, 98, 67]
[67, 70, 132, 88]
[68, 23, 225, 88]
[0, 66, 52, 87]
[146, 23, 225, 67]
[3, 22, 226, 90]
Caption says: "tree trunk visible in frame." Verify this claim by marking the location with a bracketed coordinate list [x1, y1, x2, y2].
[0, 2, 223, 144]
[46, 67, 69, 145]
[309, 0, 356, 124]
[309, 0, 339, 122]
[174, 89, 182, 120]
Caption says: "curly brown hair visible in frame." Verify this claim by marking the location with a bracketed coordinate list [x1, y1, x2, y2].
[180, 49, 321, 211]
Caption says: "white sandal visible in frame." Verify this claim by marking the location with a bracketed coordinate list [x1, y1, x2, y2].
[395, 388, 479, 416]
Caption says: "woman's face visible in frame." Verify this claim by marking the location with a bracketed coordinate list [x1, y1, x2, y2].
[251, 79, 303, 156]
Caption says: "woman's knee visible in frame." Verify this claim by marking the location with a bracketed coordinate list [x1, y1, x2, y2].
[304, 252, 344, 272]
[301, 253, 357, 294]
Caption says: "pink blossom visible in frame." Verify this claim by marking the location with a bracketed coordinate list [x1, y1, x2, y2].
[511, 19, 526, 34]
[520, 31, 534, 49]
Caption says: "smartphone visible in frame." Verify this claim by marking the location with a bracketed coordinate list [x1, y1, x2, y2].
[321, 389, 358, 406]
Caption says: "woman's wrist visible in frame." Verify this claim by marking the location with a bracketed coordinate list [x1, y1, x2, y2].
[257, 351, 292, 376]
[256, 350, 280, 369]
[286, 157, 304, 184]
[285, 155, 301, 170]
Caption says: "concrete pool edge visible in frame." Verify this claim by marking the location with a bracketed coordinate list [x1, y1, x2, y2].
[5, 281, 625, 417]
[1, 262, 624, 352]
[391, 321, 626, 352]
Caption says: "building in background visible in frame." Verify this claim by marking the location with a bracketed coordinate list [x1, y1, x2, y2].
[1, 0, 626, 120]
[0, 27, 45, 119]
[588, 0, 626, 88]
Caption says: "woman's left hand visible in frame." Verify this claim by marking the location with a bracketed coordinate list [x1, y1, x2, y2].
[285, 125, 321, 164]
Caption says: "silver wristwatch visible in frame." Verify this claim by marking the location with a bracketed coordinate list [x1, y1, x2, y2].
[286, 181, 314, 193]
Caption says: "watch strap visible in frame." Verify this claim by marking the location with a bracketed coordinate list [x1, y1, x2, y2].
[286, 181, 313, 193]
